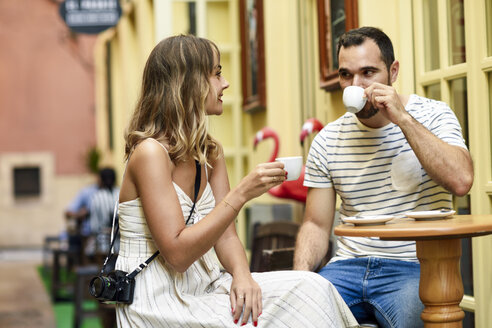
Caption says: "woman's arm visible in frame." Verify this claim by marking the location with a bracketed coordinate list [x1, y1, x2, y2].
[210, 152, 250, 278]
[210, 153, 261, 325]
[127, 139, 285, 273]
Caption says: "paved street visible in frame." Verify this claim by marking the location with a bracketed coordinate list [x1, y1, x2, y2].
[0, 249, 56, 328]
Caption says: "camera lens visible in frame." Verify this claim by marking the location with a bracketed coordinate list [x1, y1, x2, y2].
[89, 276, 117, 300]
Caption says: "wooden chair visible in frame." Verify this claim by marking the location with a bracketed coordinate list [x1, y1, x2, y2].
[250, 221, 376, 326]
[73, 257, 116, 328]
[42, 235, 61, 272]
[260, 244, 333, 272]
[73, 265, 100, 328]
[250, 220, 334, 272]
[51, 247, 80, 301]
[261, 247, 296, 271]
[249, 221, 300, 272]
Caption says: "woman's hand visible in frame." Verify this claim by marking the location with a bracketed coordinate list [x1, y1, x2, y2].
[230, 274, 262, 326]
[233, 161, 286, 205]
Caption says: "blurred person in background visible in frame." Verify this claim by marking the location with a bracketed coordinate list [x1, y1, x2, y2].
[85, 167, 120, 258]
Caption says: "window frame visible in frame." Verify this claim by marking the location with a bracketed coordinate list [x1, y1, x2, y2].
[317, 0, 359, 91]
[239, 0, 266, 112]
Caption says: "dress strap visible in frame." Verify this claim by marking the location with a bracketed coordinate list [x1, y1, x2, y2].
[147, 138, 209, 181]
[147, 137, 169, 153]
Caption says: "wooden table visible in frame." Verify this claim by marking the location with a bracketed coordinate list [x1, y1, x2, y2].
[334, 214, 492, 328]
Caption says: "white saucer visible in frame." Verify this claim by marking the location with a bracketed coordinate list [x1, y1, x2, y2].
[341, 215, 394, 226]
[405, 210, 456, 220]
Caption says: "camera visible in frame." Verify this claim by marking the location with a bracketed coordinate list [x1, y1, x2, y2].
[89, 270, 135, 304]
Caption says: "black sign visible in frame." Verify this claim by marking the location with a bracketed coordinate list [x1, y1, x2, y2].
[59, 0, 122, 34]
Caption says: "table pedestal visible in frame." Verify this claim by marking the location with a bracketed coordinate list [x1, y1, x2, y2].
[417, 239, 464, 327]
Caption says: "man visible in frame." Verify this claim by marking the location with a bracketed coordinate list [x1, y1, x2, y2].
[293, 26, 473, 327]
[64, 175, 98, 252]
[86, 167, 120, 256]
[64, 168, 118, 253]
[88, 167, 119, 237]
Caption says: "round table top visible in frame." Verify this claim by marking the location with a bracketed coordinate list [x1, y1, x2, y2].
[334, 214, 492, 240]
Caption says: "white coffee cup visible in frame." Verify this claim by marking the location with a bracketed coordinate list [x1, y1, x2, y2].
[275, 156, 303, 181]
[343, 86, 367, 113]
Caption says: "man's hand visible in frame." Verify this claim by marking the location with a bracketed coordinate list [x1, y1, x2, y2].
[365, 82, 409, 125]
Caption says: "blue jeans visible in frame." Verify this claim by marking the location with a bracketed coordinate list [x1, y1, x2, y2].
[318, 257, 424, 328]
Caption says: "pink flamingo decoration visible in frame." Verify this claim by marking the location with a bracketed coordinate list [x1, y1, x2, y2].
[253, 118, 323, 203]
[300, 118, 324, 147]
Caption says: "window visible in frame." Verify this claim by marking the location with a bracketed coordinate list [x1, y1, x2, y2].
[171, 1, 197, 35]
[317, 0, 359, 91]
[424, 83, 441, 101]
[447, 0, 466, 65]
[486, 0, 492, 56]
[0, 153, 53, 206]
[240, 0, 266, 111]
[413, 1, 492, 324]
[422, 0, 440, 71]
[106, 41, 114, 150]
[13, 167, 41, 199]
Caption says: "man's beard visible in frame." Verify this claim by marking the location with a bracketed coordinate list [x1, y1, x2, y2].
[356, 106, 379, 119]
[355, 75, 391, 120]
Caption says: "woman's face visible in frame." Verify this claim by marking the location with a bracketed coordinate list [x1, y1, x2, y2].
[205, 52, 229, 115]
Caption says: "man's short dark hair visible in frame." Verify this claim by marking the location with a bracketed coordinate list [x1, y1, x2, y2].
[337, 26, 395, 72]
[99, 167, 116, 190]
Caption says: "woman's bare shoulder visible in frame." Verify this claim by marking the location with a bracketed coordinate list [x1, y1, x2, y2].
[120, 139, 173, 202]
[129, 138, 173, 170]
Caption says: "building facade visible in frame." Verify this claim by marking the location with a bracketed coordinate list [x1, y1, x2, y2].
[1, 0, 489, 325]
[0, 0, 101, 247]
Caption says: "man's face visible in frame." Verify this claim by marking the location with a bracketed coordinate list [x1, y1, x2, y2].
[338, 39, 392, 119]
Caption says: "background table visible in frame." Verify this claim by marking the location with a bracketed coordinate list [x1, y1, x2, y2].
[334, 214, 492, 328]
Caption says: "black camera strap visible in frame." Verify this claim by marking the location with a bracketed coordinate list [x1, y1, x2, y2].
[185, 160, 201, 226]
[102, 160, 201, 278]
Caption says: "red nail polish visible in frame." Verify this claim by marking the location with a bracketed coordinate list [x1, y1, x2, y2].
[254, 321, 258, 327]
[241, 324, 246, 326]
[234, 319, 238, 324]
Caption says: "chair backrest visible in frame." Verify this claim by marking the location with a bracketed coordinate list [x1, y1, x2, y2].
[250, 220, 300, 272]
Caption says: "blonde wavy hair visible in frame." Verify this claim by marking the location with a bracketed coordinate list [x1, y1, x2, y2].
[124, 35, 220, 165]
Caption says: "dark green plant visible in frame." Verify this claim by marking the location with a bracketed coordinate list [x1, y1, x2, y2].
[86, 147, 101, 174]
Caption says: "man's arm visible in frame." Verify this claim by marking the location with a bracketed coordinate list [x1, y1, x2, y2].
[293, 187, 336, 271]
[398, 115, 473, 196]
[367, 83, 474, 196]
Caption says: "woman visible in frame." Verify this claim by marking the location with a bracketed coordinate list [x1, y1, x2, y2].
[116, 35, 357, 327]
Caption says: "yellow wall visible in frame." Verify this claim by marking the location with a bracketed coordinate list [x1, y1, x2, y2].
[310, 0, 415, 126]
[93, 0, 418, 227]
[93, 0, 491, 325]
[247, 0, 416, 163]
[246, 0, 417, 217]
[94, 0, 155, 177]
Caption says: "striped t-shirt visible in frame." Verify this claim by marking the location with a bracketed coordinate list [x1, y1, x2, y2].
[304, 94, 468, 262]
[89, 187, 120, 234]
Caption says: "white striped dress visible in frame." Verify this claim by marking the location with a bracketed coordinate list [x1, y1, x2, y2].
[115, 181, 358, 327]
[304, 94, 468, 262]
